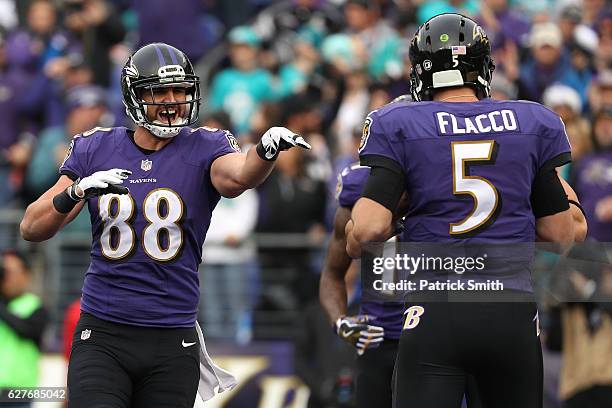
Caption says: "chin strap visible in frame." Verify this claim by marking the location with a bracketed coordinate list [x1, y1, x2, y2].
[143, 122, 182, 138]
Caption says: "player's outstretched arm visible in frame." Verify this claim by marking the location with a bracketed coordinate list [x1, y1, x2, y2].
[211, 127, 310, 198]
[319, 206, 353, 324]
[21, 169, 131, 242]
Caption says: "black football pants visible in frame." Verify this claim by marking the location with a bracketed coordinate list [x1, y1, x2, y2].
[394, 301, 542, 408]
[67, 312, 200, 408]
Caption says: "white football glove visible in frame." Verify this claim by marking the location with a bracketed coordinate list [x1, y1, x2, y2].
[67, 168, 132, 200]
[335, 315, 385, 355]
[256, 127, 311, 161]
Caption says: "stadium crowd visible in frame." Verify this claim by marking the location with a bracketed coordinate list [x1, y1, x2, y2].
[0, 0, 611, 407]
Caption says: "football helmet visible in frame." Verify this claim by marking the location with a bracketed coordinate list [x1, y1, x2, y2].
[409, 13, 495, 101]
[121, 43, 201, 138]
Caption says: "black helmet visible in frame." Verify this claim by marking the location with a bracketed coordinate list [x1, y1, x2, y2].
[121, 43, 201, 138]
[408, 13, 495, 101]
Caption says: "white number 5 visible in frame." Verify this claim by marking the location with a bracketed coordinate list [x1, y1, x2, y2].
[452, 55, 459, 67]
[450, 141, 499, 236]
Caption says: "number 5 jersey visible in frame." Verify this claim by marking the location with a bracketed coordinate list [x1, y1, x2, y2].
[358, 98, 572, 292]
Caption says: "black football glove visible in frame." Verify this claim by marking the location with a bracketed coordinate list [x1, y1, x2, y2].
[334, 315, 384, 355]
[256, 127, 311, 161]
[67, 168, 131, 200]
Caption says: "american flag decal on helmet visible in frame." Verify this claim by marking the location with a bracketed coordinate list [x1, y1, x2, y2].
[451, 46, 466, 55]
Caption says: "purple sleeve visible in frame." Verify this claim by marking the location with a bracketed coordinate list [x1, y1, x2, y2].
[58, 135, 87, 180]
[358, 110, 404, 171]
[207, 129, 241, 169]
[337, 166, 369, 208]
[536, 107, 572, 171]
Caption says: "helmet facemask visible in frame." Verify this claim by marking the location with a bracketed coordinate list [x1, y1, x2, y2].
[123, 63, 201, 138]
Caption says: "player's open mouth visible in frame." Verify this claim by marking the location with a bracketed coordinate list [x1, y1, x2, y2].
[158, 109, 178, 123]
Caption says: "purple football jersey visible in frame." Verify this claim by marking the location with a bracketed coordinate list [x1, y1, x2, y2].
[336, 163, 369, 208]
[59, 126, 239, 327]
[359, 99, 571, 291]
[337, 163, 404, 339]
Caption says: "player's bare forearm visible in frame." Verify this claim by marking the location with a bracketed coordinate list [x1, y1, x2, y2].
[238, 146, 276, 189]
[346, 198, 394, 259]
[210, 149, 275, 198]
[20, 176, 84, 241]
[536, 208, 575, 254]
[320, 207, 353, 324]
[559, 176, 587, 242]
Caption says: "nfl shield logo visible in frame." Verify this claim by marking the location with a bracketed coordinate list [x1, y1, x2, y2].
[81, 329, 91, 340]
[141, 159, 152, 171]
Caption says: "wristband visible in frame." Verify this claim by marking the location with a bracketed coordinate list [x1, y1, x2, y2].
[256, 141, 277, 161]
[52, 190, 80, 214]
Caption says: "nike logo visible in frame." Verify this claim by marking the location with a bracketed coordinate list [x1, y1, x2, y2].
[182, 340, 196, 348]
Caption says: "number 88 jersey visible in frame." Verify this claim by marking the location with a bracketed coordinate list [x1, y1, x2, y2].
[60, 126, 239, 327]
[359, 99, 571, 291]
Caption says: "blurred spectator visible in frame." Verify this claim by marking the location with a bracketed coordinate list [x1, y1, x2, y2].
[558, 5, 583, 46]
[248, 102, 283, 146]
[62, 0, 125, 87]
[209, 26, 284, 136]
[200, 190, 259, 343]
[23, 85, 112, 203]
[583, 0, 606, 26]
[546, 264, 612, 408]
[0, 0, 18, 31]
[478, 0, 531, 50]
[511, 0, 553, 20]
[519, 22, 571, 102]
[320, 33, 369, 155]
[571, 106, 612, 242]
[595, 8, 612, 72]
[19, 52, 94, 131]
[134, 0, 220, 63]
[6, 0, 76, 72]
[257, 146, 327, 307]
[416, 0, 480, 25]
[279, 94, 330, 181]
[543, 84, 592, 162]
[0, 249, 49, 402]
[491, 72, 519, 100]
[588, 70, 612, 113]
[253, 0, 343, 68]
[200, 110, 234, 135]
[343, 0, 403, 82]
[0, 30, 33, 207]
[560, 25, 599, 107]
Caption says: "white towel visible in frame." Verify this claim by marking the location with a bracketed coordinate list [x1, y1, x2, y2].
[195, 321, 238, 402]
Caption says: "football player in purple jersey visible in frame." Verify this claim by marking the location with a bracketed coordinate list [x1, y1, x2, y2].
[320, 161, 483, 408]
[20, 43, 309, 408]
[320, 162, 406, 407]
[346, 13, 584, 408]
